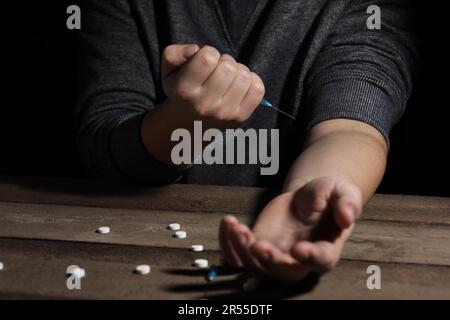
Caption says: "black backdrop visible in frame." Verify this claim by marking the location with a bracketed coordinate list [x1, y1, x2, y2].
[2, 1, 449, 196]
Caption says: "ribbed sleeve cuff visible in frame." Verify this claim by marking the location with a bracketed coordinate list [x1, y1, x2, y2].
[306, 76, 398, 148]
[110, 112, 184, 184]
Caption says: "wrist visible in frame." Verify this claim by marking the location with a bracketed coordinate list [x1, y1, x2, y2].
[140, 99, 191, 166]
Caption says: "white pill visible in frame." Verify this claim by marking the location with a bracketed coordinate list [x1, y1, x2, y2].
[0, 262, 4, 271]
[194, 259, 209, 268]
[135, 264, 151, 275]
[174, 231, 187, 239]
[168, 223, 181, 231]
[96, 226, 110, 234]
[191, 245, 204, 252]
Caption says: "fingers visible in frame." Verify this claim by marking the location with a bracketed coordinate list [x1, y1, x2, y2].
[220, 218, 346, 282]
[225, 229, 311, 283]
[161, 44, 200, 78]
[239, 72, 265, 119]
[229, 223, 268, 276]
[331, 181, 363, 228]
[200, 54, 238, 103]
[293, 177, 363, 229]
[291, 219, 353, 275]
[293, 179, 332, 226]
[164, 46, 218, 97]
[162, 44, 265, 126]
[219, 216, 268, 276]
[219, 178, 362, 282]
[178, 46, 221, 88]
[249, 240, 309, 283]
[291, 241, 339, 274]
[219, 215, 243, 268]
[220, 64, 253, 119]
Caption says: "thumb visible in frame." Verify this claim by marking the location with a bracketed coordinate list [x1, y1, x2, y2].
[293, 180, 331, 226]
[161, 44, 200, 78]
[331, 181, 363, 229]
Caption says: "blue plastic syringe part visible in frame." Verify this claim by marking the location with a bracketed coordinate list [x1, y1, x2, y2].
[207, 266, 218, 282]
[260, 98, 273, 107]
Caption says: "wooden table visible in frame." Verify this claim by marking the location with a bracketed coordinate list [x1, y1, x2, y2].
[0, 176, 449, 299]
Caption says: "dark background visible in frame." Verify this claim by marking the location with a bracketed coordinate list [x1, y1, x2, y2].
[2, 1, 449, 196]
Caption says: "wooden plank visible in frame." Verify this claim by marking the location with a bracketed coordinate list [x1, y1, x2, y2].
[1, 202, 450, 266]
[0, 238, 220, 299]
[0, 176, 271, 215]
[1, 176, 449, 299]
[364, 194, 450, 225]
[298, 260, 450, 300]
[1, 177, 450, 225]
[1, 238, 449, 299]
[0, 202, 233, 252]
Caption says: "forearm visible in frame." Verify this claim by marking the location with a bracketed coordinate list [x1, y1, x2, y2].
[141, 99, 195, 166]
[283, 119, 388, 203]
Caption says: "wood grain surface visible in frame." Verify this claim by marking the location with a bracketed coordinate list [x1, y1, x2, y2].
[0, 176, 449, 299]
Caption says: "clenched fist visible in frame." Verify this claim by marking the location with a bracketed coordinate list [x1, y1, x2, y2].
[161, 44, 265, 128]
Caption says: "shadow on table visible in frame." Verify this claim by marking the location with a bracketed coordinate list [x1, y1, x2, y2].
[163, 266, 319, 299]
[0, 176, 278, 219]
[0, 175, 148, 196]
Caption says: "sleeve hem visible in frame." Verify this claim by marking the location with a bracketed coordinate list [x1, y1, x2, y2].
[110, 112, 185, 184]
[305, 76, 396, 149]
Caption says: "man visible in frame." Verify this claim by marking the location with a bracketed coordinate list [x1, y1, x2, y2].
[76, 0, 417, 282]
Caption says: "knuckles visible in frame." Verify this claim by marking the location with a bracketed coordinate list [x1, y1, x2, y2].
[174, 81, 196, 101]
[197, 46, 221, 68]
[166, 45, 264, 124]
[218, 61, 237, 75]
[250, 73, 265, 97]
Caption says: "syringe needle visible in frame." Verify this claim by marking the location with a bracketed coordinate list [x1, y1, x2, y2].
[260, 98, 296, 120]
[266, 104, 296, 120]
